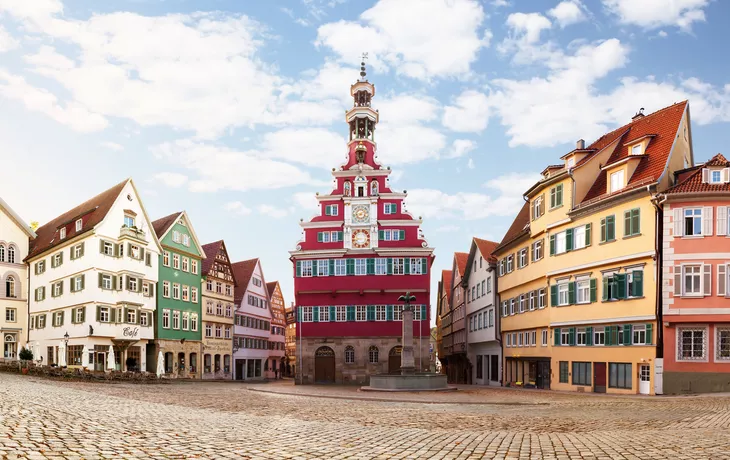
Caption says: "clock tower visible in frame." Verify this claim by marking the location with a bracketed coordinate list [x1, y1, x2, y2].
[290, 59, 435, 385]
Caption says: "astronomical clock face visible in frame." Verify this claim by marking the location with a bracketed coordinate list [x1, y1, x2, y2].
[352, 229, 370, 248]
[352, 204, 370, 224]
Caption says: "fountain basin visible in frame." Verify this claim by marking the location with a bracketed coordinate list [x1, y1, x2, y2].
[361, 373, 454, 392]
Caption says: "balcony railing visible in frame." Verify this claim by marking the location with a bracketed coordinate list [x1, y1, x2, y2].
[120, 225, 147, 241]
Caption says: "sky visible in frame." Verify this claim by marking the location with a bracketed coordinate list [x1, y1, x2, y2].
[2, 0, 730, 322]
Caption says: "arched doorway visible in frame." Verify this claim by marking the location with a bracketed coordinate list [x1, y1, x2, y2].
[314, 346, 335, 383]
[388, 346, 402, 374]
[3, 334, 16, 360]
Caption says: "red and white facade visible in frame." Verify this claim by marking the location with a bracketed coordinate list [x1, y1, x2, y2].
[290, 65, 434, 384]
[662, 154, 730, 393]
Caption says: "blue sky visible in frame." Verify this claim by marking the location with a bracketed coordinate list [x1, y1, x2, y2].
[1, 0, 729, 318]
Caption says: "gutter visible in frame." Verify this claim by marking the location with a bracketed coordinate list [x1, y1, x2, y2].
[650, 190, 668, 360]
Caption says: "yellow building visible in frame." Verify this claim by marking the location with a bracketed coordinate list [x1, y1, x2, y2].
[495, 102, 694, 395]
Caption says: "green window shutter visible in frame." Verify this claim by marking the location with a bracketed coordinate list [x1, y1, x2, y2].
[646, 323, 653, 345]
[550, 187, 556, 208]
[586, 327, 593, 346]
[605, 325, 612, 345]
[550, 285, 558, 306]
[616, 273, 627, 299]
[568, 281, 576, 305]
[624, 211, 631, 236]
[346, 305, 355, 321]
[312, 260, 318, 277]
[607, 215, 615, 240]
[549, 235, 555, 256]
[139, 247, 144, 261]
[421, 305, 427, 320]
[367, 305, 375, 321]
[554, 328, 561, 346]
[80, 274, 85, 290]
[569, 327, 576, 346]
[70, 246, 75, 260]
[632, 209, 640, 235]
[337, 231, 343, 241]
[99, 239, 105, 253]
[557, 184, 563, 205]
[633, 271, 644, 297]
[566, 228, 574, 251]
[98, 273, 103, 288]
[422, 258, 428, 275]
[146, 252, 151, 266]
[346, 259, 355, 275]
[329, 306, 336, 322]
[329, 259, 335, 275]
[623, 324, 632, 345]
[387, 258, 393, 275]
[147, 312, 153, 326]
[59, 252, 63, 266]
[60, 311, 64, 326]
[81, 306, 86, 323]
[602, 278, 608, 301]
[317, 232, 323, 243]
[590, 278, 597, 302]
[324, 206, 330, 216]
[296, 261, 301, 277]
[123, 307, 129, 324]
[96, 306, 101, 322]
[386, 305, 393, 321]
[399, 230, 405, 240]
[585, 223, 591, 246]
[600, 218, 606, 242]
[312, 306, 319, 322]
[404, 259, 410, 275]
[378, 230, 385, 240]
[367, 258, 375, 275]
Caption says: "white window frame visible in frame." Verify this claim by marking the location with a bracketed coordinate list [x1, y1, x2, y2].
[173, 254, 180, 270]
[710, 169, 723, 184]
[336, 306, 347, 322]
[355, 258, 367, 276]
[163, 281, 170, 298]
[541, 329, 548, 347]
[682, 264, 703, 297]
[319, 307, 329, 322]
[558, 282, 569, 306]
[392, 258, 405, 275]
[334, 259, 346, 276]
[610, 170, 625, 193]
[162, 251, 170, 266]
[631, 144, 642, 156]
[574, 226, 586, 250]
[301, 307, 313, 322]
[181, 257, 189, 272]
[182, 312, 189, 330]
[60, 228, 66, 239]
[356, 305, 367, 322]
[172, 283, 180, 300]
[555, 231, 567, 254]
[576, 328, 587, 346]
[506, 255, 514, 273]
[73, 244, 83, 259]
[715, 327, 730, 361]
[375, 305, 386, 321]
[632, 324, 647, 345]
[518, 248, 527, 268]
[594, 329, 605, 346]
[375, 258, 387, 275]
[533, 240, 543, 261]
[410, 258, 423, 275]
[684, 208, 703, 236]
[576, 278, 590, 304]
[677, 326, 707, 362]
[538, 288, 546, 308]
[162, 309, 170, 328]
[100, 307, 110, 323]
[172, 311, 180, 329]
[75, 219, 82, 231]
[301, 260, 313, 277]
[317, 260, 329, 277]
[561, 329, 571, 346]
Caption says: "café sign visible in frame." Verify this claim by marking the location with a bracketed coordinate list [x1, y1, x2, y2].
[115, 327, 140, 340]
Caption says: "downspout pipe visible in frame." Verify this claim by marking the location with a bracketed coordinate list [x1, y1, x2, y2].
[650, 188, 668, 359]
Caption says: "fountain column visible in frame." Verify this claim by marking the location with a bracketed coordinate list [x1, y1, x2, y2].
[400, 293, 416, 375]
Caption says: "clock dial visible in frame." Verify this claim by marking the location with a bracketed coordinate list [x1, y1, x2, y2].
[352, 230, 370, 248]
[352, 204, 370, 223]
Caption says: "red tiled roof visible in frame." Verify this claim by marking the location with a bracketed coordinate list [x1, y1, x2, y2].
[26, 179, 129, 261]
[152, 212, 181, 239]
[495, 201, 530, 253]
[665, 153, 730, 194]
[266, 281, 278, 298]
[231, 258, 259, 303]
[473, 237, 499, 264]
[582, 101, 688, 203]
[441, 270, 453, 302]
[454, 252, 469, 276]
[201, 240, 222, 276]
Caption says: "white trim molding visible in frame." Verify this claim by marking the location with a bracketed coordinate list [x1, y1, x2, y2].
[547, 251, 655, 277]
[550, 315, 655, 327]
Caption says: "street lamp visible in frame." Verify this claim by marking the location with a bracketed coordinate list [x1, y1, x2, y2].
[63, 332, 69, 368]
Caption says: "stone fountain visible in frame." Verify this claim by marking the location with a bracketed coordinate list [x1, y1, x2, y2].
[362, 293, 452, 392]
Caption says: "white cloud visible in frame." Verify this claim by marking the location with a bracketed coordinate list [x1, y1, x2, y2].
[436, 225, 460, 233]
[316, 0, 488, 80]
[492, 0, 510, 7]
[258, 204, 289, 219]
[100, 141, 124, 151]
[376, 123, 446, 165]
[602, 0, 708, 31]
[292, 192, 320, 212]
[406, 172, 538, 221]
[377, 93, 440, 124]
[0, 26, 19, 52]
[467, 158, 475, 169]
[548, 1, 587, 28]
[153, 172, 189, 188]
[259, 128, 346, 169]
[443, 90, 490, 133]
[152, 139, 325, 192]
[505, 12, 552, 44]
[445, 139, 476, 159]
[224, 201, 252, 216]
[0, 69, 108, 132]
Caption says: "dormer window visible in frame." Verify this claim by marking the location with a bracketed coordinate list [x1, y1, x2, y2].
[75, 219, 82, 232]
[610, 170, 625, 193]
[702, 167, 730, 184]
[60, 227, 66, 239]
[631, 144, 643, 156]
[711, 170, 722, 184]
[566, 157, 575, 168]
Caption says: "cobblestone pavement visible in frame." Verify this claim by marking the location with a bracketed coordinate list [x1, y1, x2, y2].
[2, 374, 730, 459]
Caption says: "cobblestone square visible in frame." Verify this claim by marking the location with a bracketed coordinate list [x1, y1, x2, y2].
[1, 373, 730, 459]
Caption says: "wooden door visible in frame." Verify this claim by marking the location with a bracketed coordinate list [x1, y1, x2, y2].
[537, 361, 551, 389]
[388, 346, 402, 374]
[314, 347, 335, 383]
[235, 359, 245, 380]
[593, 362, 607, 393]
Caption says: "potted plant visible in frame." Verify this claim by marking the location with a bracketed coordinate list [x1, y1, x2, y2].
[18, 347, 34, 375]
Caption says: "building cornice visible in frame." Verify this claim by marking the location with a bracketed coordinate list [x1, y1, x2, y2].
[550, 315, 655, 327]
[299, 221, 344, 229]
[546, 250, 655, 277]
[378, 219, 422, 226]
[288, 249, 348, 258]
[331, 169, 391, 178]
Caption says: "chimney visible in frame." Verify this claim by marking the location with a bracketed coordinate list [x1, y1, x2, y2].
[576, 139, 585, 150]
[632, 108, 645, 121]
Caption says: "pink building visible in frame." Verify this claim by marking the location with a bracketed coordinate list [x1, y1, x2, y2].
[662, 153, 730, 393]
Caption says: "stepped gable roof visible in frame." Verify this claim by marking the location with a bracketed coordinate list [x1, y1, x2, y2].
[473, 238, 499, 264]
[152, 211, 181, 239]
[27, 179, 128, 260]
[201, 240, 223, 276]
[581, 101, 688, 203]
[665, 153, 730, 194]
[441, 270, 453, 302]
[232, 258, 259, 303]
[454, 252, 469, 276]
[266, 281, 278, 297]
[494, 201, 530, 254]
